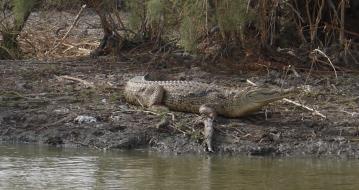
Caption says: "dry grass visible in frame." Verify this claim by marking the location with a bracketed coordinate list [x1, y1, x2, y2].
[19, 10, 101, 59]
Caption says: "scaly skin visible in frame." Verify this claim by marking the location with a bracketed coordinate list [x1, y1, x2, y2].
[124, 75, 298, 152]
[124, 75, 298, 117]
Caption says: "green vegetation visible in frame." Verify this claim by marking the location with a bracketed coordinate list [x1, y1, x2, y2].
[125, 0, 255, 51]
[41, 0, 82, 10]
[124, 0, 355, 54]
[179, 1, 207, 52]
[1, 0, 358, 63]
[0, 0, 36, 59]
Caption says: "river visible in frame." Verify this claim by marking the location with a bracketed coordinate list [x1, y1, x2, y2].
[0, 144, 358, 190]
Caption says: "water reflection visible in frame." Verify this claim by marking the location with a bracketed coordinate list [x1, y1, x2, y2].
[0, 144, 358, 190]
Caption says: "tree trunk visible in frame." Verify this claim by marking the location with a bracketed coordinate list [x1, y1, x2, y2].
[0, 0, 36, 59]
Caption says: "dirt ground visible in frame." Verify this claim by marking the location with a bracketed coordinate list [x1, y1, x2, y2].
[1, 56, 359, 158]
[1, 11, 359, 158]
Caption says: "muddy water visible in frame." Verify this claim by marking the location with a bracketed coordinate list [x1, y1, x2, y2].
[0, 145, 358, 190]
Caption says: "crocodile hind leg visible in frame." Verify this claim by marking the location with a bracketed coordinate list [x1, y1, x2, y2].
[199, 105, 217, 153]
[141, 84, 169, 112]
[143, 84, 164, 105]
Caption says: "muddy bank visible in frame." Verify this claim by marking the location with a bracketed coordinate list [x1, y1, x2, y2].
[1, 58, 359, 158]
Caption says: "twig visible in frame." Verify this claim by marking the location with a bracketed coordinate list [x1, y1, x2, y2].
[142, 110, 160, 115]
[283, 98, 326, 118]
[167, 112, 176, 122]
[246, 79, 326, 119]
[169, 124, 187, 135]
[46, 4, 87, 55]
[312, 48, 338, 80]
[56, 75, 95, 88]
[339, 0, 346, 46]
[143, 109, 175, 122]
[45, 114, 75, 127]
[62, 43, 92, 54]
[284, 1, 304, 22]
[339, 110, 359, 117]
[246, 79, 257, 86]
[0, 45, 15, 59]
[347, 48, 359, 65]
[290, 65, 301, 77]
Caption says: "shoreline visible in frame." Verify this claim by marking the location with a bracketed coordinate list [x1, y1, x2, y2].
[1, 59, 358, 159]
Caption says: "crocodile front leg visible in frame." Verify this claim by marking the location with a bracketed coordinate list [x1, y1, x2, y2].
[203, 117, 214, 152]
[199, 105, 216, 152]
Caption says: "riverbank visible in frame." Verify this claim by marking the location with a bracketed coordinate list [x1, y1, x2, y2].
[1, 56, 359, 158]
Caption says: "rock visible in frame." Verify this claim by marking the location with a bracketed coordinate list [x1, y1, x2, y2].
[53, 108, 70, 114]
[74, 115, 97, 124]
[101, 98, 107, 104]
[110, 115, 121, 123]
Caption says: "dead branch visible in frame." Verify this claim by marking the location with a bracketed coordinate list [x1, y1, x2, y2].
[339, 109, 359, 117]
[55, 75, 95, 88]
[45, 114, 75, 128]
[246, 79, 257, 86]
[282, 98, 326, 118]
[46, 4, 87, 55]
[62, 43, 92, 54]
[339, 0, 346, 46]
[311, 48, 338, 79]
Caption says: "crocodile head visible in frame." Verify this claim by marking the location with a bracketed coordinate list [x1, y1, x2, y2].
[246, 86, 297, 104]
[224, 86, 298, 117]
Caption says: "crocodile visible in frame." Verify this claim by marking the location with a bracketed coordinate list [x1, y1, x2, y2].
[124, 75, 299, 152]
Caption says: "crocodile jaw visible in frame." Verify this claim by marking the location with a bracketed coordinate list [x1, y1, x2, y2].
[222, 88, 296, 117]
[224, 103, 264, 118]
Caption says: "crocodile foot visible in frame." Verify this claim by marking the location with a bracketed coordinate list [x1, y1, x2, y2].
[199, 105, 216, 153]
[203, 117, 214, 153]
